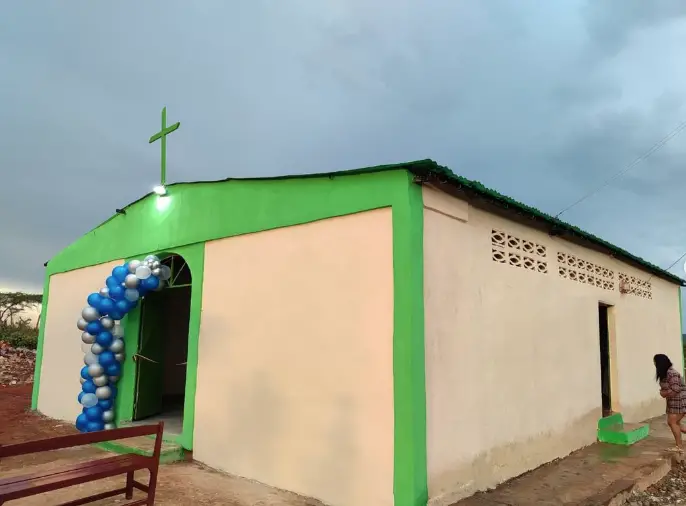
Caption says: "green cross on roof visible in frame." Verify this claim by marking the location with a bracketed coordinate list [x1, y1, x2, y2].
[149, 107, 180, 187]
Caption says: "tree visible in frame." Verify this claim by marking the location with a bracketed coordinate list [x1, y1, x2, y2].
[0, 292, 43, 326]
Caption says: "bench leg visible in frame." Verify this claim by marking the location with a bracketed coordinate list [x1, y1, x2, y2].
[147, 466, 159, 505]
[126, 471, 135, 499]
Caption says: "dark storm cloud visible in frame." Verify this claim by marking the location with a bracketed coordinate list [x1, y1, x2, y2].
[1, 0, 686, 290]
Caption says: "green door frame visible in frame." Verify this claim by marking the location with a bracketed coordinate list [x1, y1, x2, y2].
[115, 242, 205, 450]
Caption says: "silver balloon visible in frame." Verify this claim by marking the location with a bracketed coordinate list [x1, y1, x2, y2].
[104, 423, 116, 430]
[87, 363, 104, 377]
[151, 260, 161, 269]
[91, 343, 105, 355]
[82, 306, 100, 322]
[95, 386, 112, 399]
[135, 265, 152, 280]
[77, 318, 88, 331]
[102, 410, 114, 423]
[158, 265, 172, 281]
[124, 289, 139, 302]
[114, 353, 125, 363]
[124, 274, 139, 288]
[112, 323, 124, 338]
[128, 259, 142, 273]
[109, 339, 125, 353]
[93, 375, 108, 387]
[152, 267, 162, 277]
[80, 377, 86, 385]
[98, 287, 110, 298]
[84, 352, 98, 365]
[81, 332, 96, 344]
[108, 375, 120, 383]
[144, 254, 159, 263]
[81, 342, 92, 353]
[100, 316, 115, 330]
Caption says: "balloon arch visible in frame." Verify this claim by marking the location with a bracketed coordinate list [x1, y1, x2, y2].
[75, 255, 171, 433]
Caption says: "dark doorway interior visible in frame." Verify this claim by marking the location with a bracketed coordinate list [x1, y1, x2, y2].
[598, 303, 612, 417]
[133, 255, 191, 435]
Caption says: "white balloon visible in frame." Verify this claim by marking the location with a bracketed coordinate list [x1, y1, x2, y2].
[100, 317, 115, 330]
[80, 377, 86, 385]
[77, 318, 88, 331]
[84, 352, 98, 365]
[87, 363, 104, 377]
[102, 410, 115, 423]
[112, 323, 124, 338]
[81, 332, 96, 344]
[82, 306, 100, 322]
[91, 343, 104, 355]
[124, 274, 139, 288]
[158, 265, 172, 281]
[98, 287, 110, 298]
[110, 339, 125, 353]
[81, 393, 98, 408]
[128, 259, 142, 273]
[124, 288, 139, 302]
[95, 386, 112, 399]
[115, 353, 125, 363]
[135, 265, 152, 280]
[144, 255, 160, 263]
[93, 375, 108, 387]
[81, 342, 92, 353]
[104, 423, 116, 430]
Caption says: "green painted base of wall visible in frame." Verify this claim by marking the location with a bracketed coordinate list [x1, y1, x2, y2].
[93, 440, 186, 464]
[597, 413, 650, 446]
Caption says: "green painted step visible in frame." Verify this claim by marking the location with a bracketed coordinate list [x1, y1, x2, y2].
[597, 413, 650, 446]
[92, 435, 186, 464]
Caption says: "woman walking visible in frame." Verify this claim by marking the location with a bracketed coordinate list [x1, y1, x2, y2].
[654, 353, 686, 452]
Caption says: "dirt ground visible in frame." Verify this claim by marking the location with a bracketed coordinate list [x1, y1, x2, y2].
[0, 385, 325, 506]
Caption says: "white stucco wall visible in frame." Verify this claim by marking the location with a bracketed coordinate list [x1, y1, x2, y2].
[37, 260, 123, 422]
[422, 186, 682, 505]
[194, 209, 395, 506]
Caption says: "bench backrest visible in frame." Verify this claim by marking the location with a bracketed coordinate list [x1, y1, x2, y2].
[0, 422, 164, 460]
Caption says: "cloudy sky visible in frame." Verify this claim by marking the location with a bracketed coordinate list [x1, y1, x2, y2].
[1, 0, 686, 294]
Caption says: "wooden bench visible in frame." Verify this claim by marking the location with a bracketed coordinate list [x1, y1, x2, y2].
[0, 422, 164, 505]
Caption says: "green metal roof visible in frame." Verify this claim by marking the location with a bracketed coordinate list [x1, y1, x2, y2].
[120, 158, 685, 286]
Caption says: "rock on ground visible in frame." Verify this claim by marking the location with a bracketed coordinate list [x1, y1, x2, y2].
[628, 462, 686, 505]
[0, 340, 35, 387]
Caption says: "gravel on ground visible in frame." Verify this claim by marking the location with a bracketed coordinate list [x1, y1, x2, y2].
[628, 462, 686, 505]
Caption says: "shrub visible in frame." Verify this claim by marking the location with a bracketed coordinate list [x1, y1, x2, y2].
[0, 320, 38, 349]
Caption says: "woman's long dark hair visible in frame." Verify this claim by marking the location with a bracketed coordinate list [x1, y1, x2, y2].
[654, 354, 673, 383]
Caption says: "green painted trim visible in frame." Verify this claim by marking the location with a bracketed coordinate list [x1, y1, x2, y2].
[392, 174, 428, 506]
[92, 441, 186, 464]
[116, 243, 204, 452]
[30, 272, 52, 410]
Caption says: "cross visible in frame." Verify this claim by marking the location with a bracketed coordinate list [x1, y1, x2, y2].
[149, 107, 180, 186]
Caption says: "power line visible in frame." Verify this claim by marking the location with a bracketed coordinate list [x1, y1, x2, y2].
[554, 119, 686, 219]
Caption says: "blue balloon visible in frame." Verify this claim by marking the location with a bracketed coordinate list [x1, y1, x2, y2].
[106, 276, 120, 289]
[108, 309, 124, 321]
[76, 413, 89, 432]
[99, 351, 116, 368]
[98, 399, 113, 410]
[96, 331, 113, 347]
[78, 392, 85, 404]
[112, 265, 129, 282]
[84, 405, 103, 421]
[105, 362, 121, 376]
[114, 299, 132, 314]
[141, 276, 160, 291]
[87, 293, 102, 307]
[109, 285, 125, 300]
[82, 380, 96, 394]
[86, 421, 104, 432]
[80, 366, 90, 380]
[86, 321, 103, 335]
[97, 298, 115, 315]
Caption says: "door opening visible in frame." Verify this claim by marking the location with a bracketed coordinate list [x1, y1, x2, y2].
[132, 254, 192, 436]
[598, 303, 612, 417]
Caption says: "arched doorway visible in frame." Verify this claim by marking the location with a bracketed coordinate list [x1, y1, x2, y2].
[132, 253, 192, 435]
